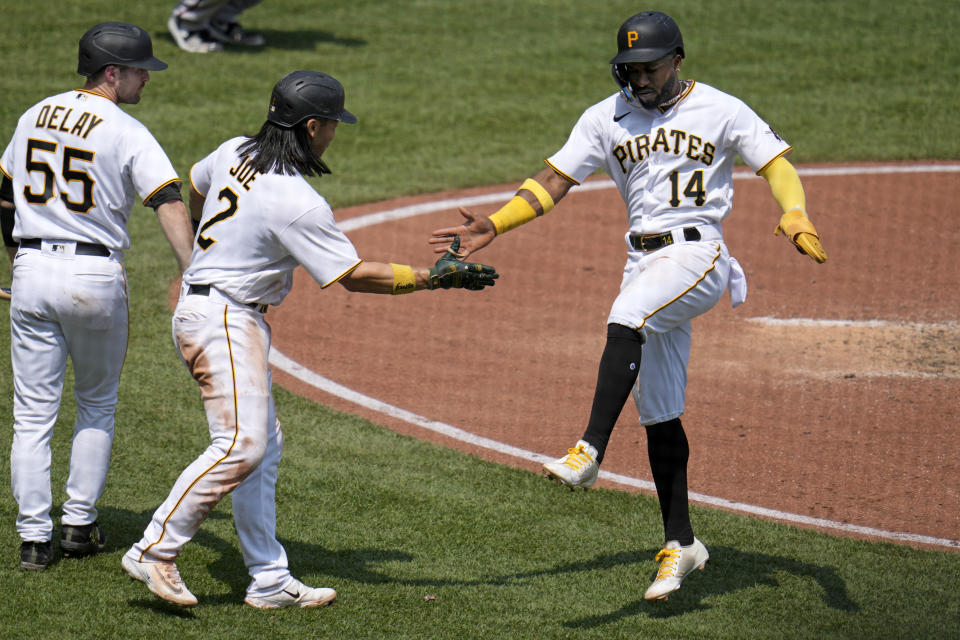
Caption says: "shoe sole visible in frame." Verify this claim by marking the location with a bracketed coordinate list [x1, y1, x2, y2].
[61, 540, 104, 557]
[61, 546, 99, 558]
[20, 560, 49, 571]
[541, 467, 596, 490]
[244, 592, 337, 609]
[645, 561, 708, 602]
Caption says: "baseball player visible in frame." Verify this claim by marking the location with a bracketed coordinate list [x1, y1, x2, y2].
[167, 0, 265, 53]
[121, 70, 498, 609]
[0, 23, 195, 571]
[431, 11, 826, 601]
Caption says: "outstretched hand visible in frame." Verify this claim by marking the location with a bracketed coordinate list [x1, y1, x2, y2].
[427, 236, 499, 290]
[428, 206, 496, 259]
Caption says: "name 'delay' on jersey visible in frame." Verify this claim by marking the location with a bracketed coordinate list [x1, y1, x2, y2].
[34, 105, 104, 139]
[612, 127, 716, 175]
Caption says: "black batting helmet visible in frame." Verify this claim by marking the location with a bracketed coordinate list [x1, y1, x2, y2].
[77, 22, 167, 77]
[610, 12, 684, 106]
[267, 71, 358, 128]
[610, 11, 684, 65]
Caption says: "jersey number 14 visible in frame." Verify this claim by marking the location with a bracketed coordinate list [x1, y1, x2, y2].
[668, 169, 706, 207]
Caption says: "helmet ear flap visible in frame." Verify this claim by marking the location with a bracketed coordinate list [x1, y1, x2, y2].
[611, 63, 639, 105]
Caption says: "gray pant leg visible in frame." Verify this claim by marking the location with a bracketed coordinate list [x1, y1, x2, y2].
[214, 0, 265, 24]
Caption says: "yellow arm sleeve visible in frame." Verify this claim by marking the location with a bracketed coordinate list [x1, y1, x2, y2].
[761, 157, 827, 263]
[488, 177, 557, 236]
[758, 155, 805, 214]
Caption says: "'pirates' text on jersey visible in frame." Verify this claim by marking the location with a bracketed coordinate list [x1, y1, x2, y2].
[546, 81, 790, 235]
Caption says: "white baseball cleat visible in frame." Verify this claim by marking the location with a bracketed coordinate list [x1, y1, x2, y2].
[121, 553, 198, 607]
[542, 440, 599, 489]
[167, 13, 223, 53]
[244, 578, 337, 609]
[643, 537, 709, 601]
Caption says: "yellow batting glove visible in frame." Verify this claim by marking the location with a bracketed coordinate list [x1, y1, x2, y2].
[774, 208, 828, 263]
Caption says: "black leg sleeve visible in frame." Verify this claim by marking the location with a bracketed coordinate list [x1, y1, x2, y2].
[646, 417, 694, 546]
[580, 323, 644, 463]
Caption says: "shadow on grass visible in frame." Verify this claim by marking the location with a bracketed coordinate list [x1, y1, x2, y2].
[562, 545, 859, 629]
[96, 507, 857, 627]
[126, 597, 198, 619]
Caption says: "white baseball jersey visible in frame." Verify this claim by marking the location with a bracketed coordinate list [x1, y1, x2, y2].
[185, 136, 361, 306]
[547, 81, 790, 236]
[0, 89, 180, 252]
[545, 81, 790, 425]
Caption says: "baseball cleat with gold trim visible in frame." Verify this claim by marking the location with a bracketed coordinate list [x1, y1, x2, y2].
[644, 537, 709, 601]
[121, 553, 198, 607]
[542, 440, 599, 489]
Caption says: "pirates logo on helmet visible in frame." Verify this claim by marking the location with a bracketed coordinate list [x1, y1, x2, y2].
[610, 12, 684, 106]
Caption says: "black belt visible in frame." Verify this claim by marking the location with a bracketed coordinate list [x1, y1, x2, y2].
[629, 227, 701, 252]
[19, 238, 110, 257]
[187, 284, 268, 313]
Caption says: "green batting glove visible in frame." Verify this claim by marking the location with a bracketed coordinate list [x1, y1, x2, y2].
[427, 237, 499, 290]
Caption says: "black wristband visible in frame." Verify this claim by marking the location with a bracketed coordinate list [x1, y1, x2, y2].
[1, 205, 15, 248]
[0, 174, 13, 203]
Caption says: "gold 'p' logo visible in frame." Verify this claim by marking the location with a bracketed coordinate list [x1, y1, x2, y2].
[627, 31, 639, 47]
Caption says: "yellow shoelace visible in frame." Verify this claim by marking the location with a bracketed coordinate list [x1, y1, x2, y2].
[562, 445, 594, 470]
[654, 548, 681, 579]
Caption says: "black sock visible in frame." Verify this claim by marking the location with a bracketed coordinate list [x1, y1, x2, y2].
[646, 418, 694, 546]
[581, 323, 644, 464]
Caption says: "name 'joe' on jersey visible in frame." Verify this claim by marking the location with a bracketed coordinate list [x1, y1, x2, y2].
[185, 136, 361, 307]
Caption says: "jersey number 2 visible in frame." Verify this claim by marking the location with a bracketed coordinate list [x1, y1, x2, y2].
[197, 187, 238, 250]
[668, 170, 706, 207]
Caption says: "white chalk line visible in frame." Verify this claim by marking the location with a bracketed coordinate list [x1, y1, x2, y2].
[273, 163, 960, 550]
[748, 316, 958, 330]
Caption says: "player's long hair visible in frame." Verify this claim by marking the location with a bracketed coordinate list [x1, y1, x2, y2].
[237, 121, 331, 177]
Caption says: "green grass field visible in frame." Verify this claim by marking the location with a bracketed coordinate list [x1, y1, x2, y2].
[1, 1, 959, 638]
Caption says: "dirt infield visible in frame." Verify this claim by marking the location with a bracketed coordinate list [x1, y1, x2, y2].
[265, 163, 960, 549]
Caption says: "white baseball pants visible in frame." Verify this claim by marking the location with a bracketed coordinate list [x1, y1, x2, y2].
[127, 286, 292, 598]
[607, 231, 739, 425]
[9, 244, 128, 541]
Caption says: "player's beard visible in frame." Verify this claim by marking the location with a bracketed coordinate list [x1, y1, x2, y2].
[637, 74, 681, 109]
